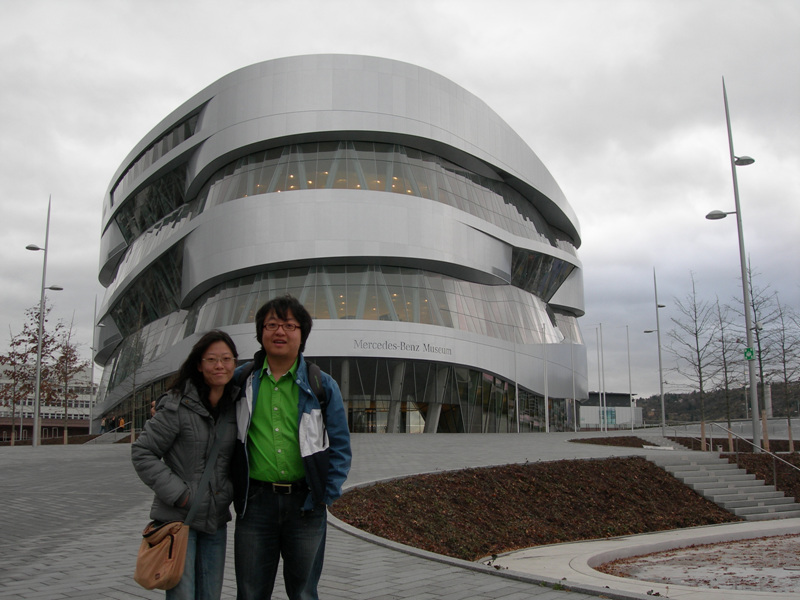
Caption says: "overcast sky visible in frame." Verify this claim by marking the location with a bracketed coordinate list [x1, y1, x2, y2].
[2, 0, 797, 399]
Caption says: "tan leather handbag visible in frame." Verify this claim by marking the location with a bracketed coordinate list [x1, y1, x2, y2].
[134, 521, 190, 590]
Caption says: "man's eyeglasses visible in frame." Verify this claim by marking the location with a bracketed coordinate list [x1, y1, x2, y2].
[263, 322, 299, 332]
[202, 356, 235, 366]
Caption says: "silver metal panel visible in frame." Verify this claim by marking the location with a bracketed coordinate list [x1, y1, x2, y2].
[180, 190, 511, 306]
[104, 55, 580, 243]
[306, 320, 588, 400]
[548, 267, 586, 316]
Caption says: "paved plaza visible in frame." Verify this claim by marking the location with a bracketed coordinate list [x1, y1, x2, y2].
[1, 432, 795, 599]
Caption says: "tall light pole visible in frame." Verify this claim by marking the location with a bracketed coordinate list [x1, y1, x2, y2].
[542, 323, 549, 433]
[705, 77, 760, 451]
[644, 268, 666, 437]
[599, 323, 606, 431]
[26, 196, 63, 447]
[626, 325, 634, 431]
[88, 297, 98, 434]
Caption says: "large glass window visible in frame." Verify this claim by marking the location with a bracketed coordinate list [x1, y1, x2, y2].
[310, 357, 573, 433]
[194, 141, 577, 255]
[510, 247, 574, 300]
[99, 355, 573, 434]
[111, 113, 199, 206]
[185, 265, 565, 345]
[107, 140, 578, 292]
[114, 169, 187, 244]
[108, 243, 184, 337]
[103, 201, 199, 301]
[102, 310, 188, 395]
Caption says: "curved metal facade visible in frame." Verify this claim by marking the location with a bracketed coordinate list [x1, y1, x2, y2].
[95, 54, 588, 434]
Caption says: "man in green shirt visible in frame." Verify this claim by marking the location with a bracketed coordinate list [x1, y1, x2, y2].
[233, 295, 352, 600]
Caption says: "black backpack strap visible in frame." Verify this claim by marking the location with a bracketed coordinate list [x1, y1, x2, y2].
[306, 361, 328, 423]
[235, 360, 256, 391]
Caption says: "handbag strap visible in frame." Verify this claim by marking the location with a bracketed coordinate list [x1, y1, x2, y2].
[184, 417, 230, 527]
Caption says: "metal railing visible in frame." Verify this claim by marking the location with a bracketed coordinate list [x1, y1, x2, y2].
[667, 423, 800, 489]
[708, 422, 800, 478]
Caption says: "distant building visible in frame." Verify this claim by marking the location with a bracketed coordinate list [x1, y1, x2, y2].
[0, 365, 97, 443]
[581, 391, 642, 430]
[94, 55, 588, 434]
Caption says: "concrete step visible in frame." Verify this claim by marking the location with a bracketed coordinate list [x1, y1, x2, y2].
[678, 472, 755, 485]
[710, 490, 786, 504]
[83, 432, 129, 444]
[735, 502, 800, 516]
[744, 509, 800, 521]
[647, 452, 800, 521]
[651, 455, 730, 469]
[665, 462, 740, 473]
[693, 481, 772, 495]
[660, 437, 694, 450]
[724, 496, 797, 510]
[644, 436, 689, 450]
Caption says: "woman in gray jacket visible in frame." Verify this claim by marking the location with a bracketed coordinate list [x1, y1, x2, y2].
[132, 330, 239, 600]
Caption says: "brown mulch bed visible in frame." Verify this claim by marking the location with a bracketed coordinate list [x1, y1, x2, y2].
[330, 456, 740, 562]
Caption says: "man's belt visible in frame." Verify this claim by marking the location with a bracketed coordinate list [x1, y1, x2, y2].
[250, 478, 308, 494]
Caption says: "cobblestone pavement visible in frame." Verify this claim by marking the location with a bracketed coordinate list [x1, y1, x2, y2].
[0, 433, 654, 600]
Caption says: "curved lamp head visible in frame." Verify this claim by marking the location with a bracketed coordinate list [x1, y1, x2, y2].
[734, 155, 755, 166]
[705, 210, 735, 220]
[46, 285, 64, 292]
[26, 244, 44, 251]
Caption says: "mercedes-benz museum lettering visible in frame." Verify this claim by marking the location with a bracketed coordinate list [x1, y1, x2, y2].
[94, 54, 588, 434]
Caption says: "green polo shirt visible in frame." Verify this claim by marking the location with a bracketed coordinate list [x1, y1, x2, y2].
[247, 359, 305, 482]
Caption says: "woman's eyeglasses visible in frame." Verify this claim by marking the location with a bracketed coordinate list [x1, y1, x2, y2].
[201, 356, 235, 365]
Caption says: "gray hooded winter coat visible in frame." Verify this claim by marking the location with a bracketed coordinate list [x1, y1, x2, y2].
[131, 381, 238, 534]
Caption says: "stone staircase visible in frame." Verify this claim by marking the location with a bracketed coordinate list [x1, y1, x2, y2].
[83, 431, 129, 444]
[647, 450, 800, 521]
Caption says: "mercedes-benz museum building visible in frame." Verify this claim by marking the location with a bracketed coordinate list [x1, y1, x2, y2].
[93, 54, 587, 435]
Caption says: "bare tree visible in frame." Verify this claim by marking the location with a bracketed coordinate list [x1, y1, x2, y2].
[712, 299, 744, 451]
[0, 327, 32, 445]
[1, 304, 63, 443]
[773, 297, 800, 451]
[53, 316, 90, 444]
[667, 272, 720, 448]
[731, 263, 781, 411]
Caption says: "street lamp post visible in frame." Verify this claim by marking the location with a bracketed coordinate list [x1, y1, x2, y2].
[88, 297, 98, 435]
[626, 325, 634, 431]
[599, 323, 606, 432]
[26, 196, 62, 447]
[705, 77, 760, 451]
[644, 268, 666, 437]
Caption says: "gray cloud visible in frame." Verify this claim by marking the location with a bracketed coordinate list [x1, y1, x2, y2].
[1, 0, 797, 399]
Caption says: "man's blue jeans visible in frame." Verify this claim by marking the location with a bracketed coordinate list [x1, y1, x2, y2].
[167, 525, 227, 600]
[234, 485, 327, 600]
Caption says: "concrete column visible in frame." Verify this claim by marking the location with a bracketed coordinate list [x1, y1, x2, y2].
[339, 359, 350, 422]
[422, 366, 449, 433]
[386, 362, 405, 433]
